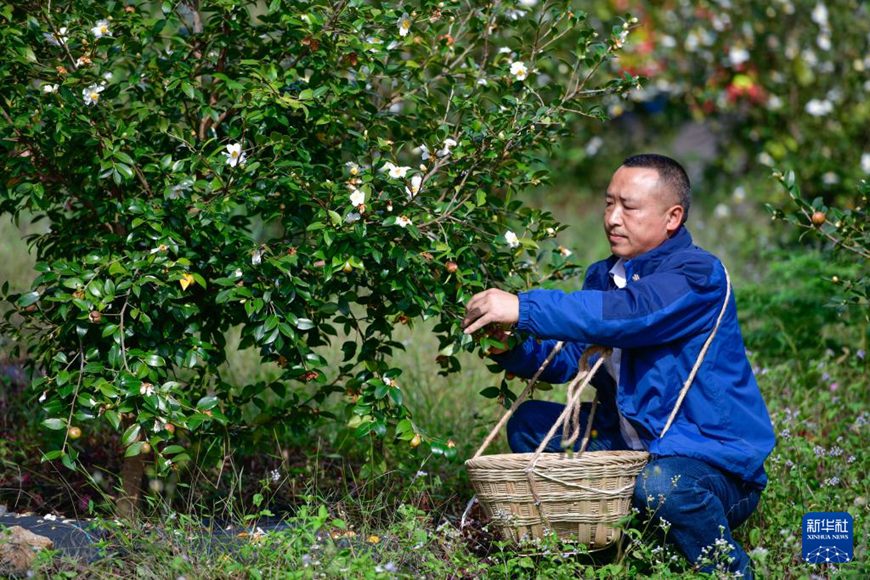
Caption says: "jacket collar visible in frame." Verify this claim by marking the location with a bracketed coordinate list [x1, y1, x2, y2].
[605, 226, 694, 278]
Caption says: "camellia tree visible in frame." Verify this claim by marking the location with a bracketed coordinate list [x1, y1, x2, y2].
[612, 0, 869, 198]
[0, 0, 639, 510]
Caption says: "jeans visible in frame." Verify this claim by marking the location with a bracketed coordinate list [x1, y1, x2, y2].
[507, 400, 761, 578]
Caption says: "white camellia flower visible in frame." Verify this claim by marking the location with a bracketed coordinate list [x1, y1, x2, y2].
[382, 162, 411, 179]
[405, 174, 423, 199]
[44, 27, 68, 46]
[414, 144, 430, 160]
[224, 143, 247, 167]
[43, 83, 58, 94]
[811, 3, 829, 27]
[805, 99, 832, 117]
[509, 61, 528, 81]
[728, 46, 750, 67]
[350, 188, 365, 206]
[397, 13, 412, 37]
[436, 138, 457, 158]
[91, 19, 111, 38]
[140, 383, 155, 396]
[504, 230, 520, 248]
[396, 215, 412, 228]
[861, 152, 870, 174]
[82, 84, 104, 106]
[346, 161, 361, 176]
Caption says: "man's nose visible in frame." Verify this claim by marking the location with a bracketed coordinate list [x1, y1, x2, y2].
[605, 206, 622, 227]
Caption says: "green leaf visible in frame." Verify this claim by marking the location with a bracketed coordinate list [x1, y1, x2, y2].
[296, 318, 315, 330]
[42, 418, 66, 430]
[125, 441, 146, 457]
[16, 291, 40, 307]
[197, 395, 219, 410]
[144, 354, 166, 367]
[121, 423, 141, 446]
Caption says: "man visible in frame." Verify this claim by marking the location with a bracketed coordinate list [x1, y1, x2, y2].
[461, 154, 775, 577]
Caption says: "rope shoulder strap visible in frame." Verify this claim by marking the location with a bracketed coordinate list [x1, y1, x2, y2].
[658, 264, 731, 438]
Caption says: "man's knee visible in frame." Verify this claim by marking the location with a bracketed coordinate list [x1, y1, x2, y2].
[632, 461, 692, 521]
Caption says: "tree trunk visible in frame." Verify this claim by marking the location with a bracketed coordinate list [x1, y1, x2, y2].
[116, 453, 144, 519]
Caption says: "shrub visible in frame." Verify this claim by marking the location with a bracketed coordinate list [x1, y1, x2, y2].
[0, 0, 639, 490]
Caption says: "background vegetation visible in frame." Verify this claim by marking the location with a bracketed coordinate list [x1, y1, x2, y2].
[1, 0, 867, 578]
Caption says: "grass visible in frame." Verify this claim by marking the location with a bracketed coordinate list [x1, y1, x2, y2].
[2, 188, 869, 578]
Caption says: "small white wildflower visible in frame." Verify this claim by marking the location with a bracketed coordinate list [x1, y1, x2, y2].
[436, 138, 457, 158]
[252, 248, 263, 266]
[82, 84, 104, 106]
[861, 153, 870, 174]
[224, 143, 247, 167]
[546, 227, 555, 236]
[509, 61, 528, 81]
[498, 47, 513, 55]
[102, 71, 113, 82]
[504, 230, 519, 248]
[519, 0, 538, 6]
[396, 215, 412, 228]
[349, 188, 365, 207]
[558, 246, 572, 257]
[91, 19, 111, 38]
[140, 383, 155, 396]
[233, 268, 243, 278]
[405, 174, 422, 199]
[714, 203, 731, 219]
[39, 391, 48, 403]
[44, 27, 68, 46]
[43, 83, 59, 94]
[346, 161, 361, 176]
[345, 212, 361, 224]
[270, 469, 281, 483]
[397, 13, 412, 37]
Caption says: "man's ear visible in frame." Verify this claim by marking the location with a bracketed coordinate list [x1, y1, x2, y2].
[665, 204, 684, 235]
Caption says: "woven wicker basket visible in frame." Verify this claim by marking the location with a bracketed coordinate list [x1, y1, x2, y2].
[466, 449, 648, 546]
[464, 268, 732, 548]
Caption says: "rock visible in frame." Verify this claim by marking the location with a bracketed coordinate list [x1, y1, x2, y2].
[0, 525, 54, 576]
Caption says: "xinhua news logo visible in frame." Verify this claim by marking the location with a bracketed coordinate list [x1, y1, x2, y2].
[802, 512, 853, 564]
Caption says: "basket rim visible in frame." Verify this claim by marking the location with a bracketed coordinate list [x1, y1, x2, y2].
[465, 449, 649, 468]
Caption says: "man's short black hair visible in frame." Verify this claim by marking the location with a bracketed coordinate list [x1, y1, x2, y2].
[621, 153, 691, 224]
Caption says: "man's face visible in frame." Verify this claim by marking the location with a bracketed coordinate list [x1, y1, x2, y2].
[603, 166, 684, 259]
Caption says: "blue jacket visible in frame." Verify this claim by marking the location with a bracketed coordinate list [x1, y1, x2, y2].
[492, 226, 776, 488]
